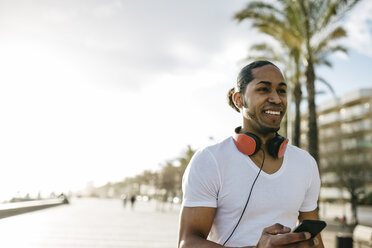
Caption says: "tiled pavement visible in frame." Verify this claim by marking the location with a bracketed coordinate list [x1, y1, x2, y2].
[0, 198, 179, 248]
[0, 198, 345, 248]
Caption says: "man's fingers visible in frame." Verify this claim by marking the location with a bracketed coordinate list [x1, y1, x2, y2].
[269, 232, 312, 246]
[287, 237, 320, 248]
[261, 224, 317, 247]
[262, 223, 291, 235]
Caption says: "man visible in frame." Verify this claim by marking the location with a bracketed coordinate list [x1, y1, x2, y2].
[178, 61, 324, 248]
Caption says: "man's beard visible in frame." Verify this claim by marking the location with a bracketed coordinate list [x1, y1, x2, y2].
[247, 112, 281, 134]
[242, 100, 282, 134]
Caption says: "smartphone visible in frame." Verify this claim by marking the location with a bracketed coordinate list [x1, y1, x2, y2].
[292, 220, 327, 238]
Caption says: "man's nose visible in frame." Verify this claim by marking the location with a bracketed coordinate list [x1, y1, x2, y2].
[268, 91, 281, 104]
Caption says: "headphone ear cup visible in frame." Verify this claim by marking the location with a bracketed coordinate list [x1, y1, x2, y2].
[234, 132, 261, 156]
[267, 135, 288, 158]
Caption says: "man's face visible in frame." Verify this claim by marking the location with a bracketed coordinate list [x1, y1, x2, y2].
[239, 65, 287, 134]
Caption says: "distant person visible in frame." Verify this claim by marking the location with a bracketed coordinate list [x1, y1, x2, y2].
[121, 194, 127, 208]
[178, 61, 324, 247]
[340, 215, 347, 228]
[130, 195, 136, 209]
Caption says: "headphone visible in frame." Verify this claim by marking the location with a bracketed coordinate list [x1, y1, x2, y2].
[233, 127, 288, 158]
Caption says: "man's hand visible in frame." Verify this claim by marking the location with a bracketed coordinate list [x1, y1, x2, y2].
[256, 223, 319, 248]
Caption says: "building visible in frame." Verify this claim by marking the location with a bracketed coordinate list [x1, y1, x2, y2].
[300, 88, 372, 200]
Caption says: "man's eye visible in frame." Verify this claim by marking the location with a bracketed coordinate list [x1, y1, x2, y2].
[258, 88, 269, 92]
[279, 89, 287, 94]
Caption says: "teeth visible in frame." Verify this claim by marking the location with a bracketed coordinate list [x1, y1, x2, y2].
[265, 110, 280, 115]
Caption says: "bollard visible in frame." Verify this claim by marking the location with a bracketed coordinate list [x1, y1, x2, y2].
[336, 233, 353, 248]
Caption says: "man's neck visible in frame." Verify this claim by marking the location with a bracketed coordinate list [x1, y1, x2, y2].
[239, 125, 276, 144]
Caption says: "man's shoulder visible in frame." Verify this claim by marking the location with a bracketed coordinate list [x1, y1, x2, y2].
[287, 144, 309, 154]
[287, 144, 309, 155]
[201, 136, 234, 154]
[192, 136, 234, 163]
[286, 144, 317, 164]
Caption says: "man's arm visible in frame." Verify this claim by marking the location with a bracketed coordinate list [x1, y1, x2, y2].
[178, 206, 224, 248]
[178, 206, 319, 248]
[299, 209, 325, 248]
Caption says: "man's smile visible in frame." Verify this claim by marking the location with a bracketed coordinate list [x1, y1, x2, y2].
[261, 106, 284, 121]
[264, 110, 280, 115]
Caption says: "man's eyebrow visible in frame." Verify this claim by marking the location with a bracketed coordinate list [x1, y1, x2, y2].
[256, 81, 271, 86]
[256, 81, 287, 87]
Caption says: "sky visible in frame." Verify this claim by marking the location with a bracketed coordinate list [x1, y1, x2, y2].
[0, 0, 371, 200]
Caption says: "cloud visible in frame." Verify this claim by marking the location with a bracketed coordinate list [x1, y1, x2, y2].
[344, 1, 372, 57]
[0, 0, 254, 91]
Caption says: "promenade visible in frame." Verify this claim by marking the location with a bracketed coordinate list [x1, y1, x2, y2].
[0, 198, 179, 248]
[0, 198, 352, 247]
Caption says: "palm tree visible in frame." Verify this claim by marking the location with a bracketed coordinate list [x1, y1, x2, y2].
[297, 0, 360, 162]
[234, 0, 359, 162]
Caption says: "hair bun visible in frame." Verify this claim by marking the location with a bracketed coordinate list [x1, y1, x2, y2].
[227, 87, 240, 112]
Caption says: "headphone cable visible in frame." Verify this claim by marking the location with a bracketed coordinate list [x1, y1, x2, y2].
[223, 149, 266, 246]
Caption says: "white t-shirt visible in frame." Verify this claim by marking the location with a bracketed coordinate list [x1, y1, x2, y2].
[182, 136, 320, 247]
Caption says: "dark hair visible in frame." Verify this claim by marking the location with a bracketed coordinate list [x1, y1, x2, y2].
[227, 60, 278, 112]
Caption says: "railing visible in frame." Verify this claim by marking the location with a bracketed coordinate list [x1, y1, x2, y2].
[0, 198, 68, 219]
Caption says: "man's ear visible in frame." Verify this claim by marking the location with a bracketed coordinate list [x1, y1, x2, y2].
[233, 92, 243, 109]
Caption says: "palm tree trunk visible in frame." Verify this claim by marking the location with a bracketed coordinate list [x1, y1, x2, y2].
[282, 112, 288, 138]
[305, 59, 319, 163]
[299, 0, 319, 164]
[293, 83, 302, 147]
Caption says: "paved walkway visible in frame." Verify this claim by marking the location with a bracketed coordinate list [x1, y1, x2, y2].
[321, 221, 352, 248]
[0, 198, 179, 248]
[0, 198, 346, 247]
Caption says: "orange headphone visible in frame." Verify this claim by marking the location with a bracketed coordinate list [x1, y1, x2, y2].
[233, 127, 288, 158]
